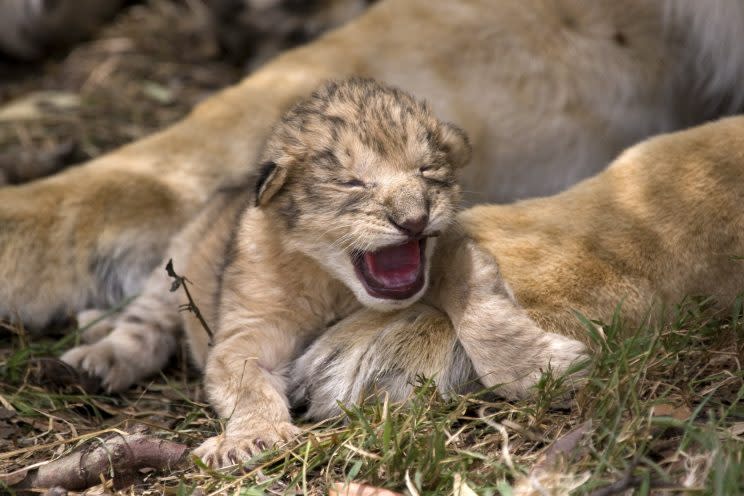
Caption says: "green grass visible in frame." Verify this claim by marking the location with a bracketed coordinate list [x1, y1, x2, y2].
[1, 297, 742, 495]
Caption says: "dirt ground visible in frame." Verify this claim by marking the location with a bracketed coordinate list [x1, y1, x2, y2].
[0, 0, 242, 184]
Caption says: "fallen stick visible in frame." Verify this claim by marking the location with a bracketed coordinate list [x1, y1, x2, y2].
[1, 433, 189, 492]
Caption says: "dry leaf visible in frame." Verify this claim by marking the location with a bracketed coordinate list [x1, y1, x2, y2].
[729, 422, 744, 436]
[533, 420, 593, 472]
[511, 421, 593, 496]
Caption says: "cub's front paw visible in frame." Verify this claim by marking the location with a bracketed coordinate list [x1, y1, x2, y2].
[194, 421, 301, 468]
[61, 317, 173, 392]
[543, 333, 589, 376]
[495, 333, 588, 399]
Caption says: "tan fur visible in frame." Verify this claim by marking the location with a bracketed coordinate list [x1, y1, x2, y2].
[297, 116, 744, 420]
[0, 0, 742, 468]
[3, 0, 744, 331]
[183, 80, 586, 466]
[464, 116, 744, 340]
[61, 189, 248, 391]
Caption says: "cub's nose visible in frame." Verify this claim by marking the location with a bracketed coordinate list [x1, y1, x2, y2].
[390, 214, 429, 237]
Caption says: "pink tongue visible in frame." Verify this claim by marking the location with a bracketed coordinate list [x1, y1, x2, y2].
[364, 239, 421, 288]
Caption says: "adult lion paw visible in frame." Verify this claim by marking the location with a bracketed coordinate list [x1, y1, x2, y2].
[61, 316, 175, 392]
[194, 421, 301, 468]
[60, 337, 142, 392]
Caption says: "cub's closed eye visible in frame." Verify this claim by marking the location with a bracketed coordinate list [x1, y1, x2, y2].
[340, 179, 366, 188]
[420, 165, 444, 175]
[419, 165, 452, 186]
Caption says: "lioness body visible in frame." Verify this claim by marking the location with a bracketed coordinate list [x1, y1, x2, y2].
[2, 0, 744, 330]
[293, 116, 744, 419]
[464, 118, 744, 340]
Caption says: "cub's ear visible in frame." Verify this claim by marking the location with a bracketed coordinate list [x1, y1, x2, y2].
[255, 161, 289, 206]
[439, 122, 472, 169]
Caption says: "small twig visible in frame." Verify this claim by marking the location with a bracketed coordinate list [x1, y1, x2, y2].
[165, 259, 213, 345]
[0, 432, 189, 492]
[477, 406, 514, 469]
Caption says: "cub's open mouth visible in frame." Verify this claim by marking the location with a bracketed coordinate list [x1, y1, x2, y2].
[352, 238, 427, 300]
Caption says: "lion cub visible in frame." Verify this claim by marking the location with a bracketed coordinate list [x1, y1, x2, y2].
[62, 78, 584, 467]
[188, 78, 496, 465]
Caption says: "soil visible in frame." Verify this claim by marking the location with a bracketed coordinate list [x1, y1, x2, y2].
[0, 0, 242, 182]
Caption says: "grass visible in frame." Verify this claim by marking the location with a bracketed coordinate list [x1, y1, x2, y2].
[1, 296, 742, 495]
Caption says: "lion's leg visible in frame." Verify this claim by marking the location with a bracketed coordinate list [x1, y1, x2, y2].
[59, 188, 246, 392]
[290, 238, 587, 421]
[0, 168, 195, 331]
[429, 235, 588, 399]
[290, 304, 479, 421]
[75, 309, 118, 344]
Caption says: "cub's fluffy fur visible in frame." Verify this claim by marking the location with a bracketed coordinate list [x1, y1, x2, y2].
[190, 79, 478, 464]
